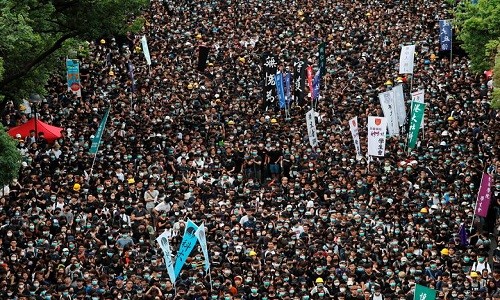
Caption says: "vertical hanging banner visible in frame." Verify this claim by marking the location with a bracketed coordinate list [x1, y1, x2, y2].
[399, 45, 415, 74]
[263, 53, 278, 105]
[197, 45, 210, 71]
[312, 70, 321, 101]
[66, 59, 82, 97]
[378, 91, 399, 136]
[367, 116, 387, 157]
[284, 73, 292, 104]
[407, 102, 426, 149]
[439, 20, 453, 51]
[89, 107, 110, 154]
[275, 73, 286, 109]
[306, 66, 314, 102]
[474, 173, 493, 218]
[174, 220, 199, 277]
[140, 36, 152, 66]
[293, 59, 306, 104]
[194, 223, 210, 271]
[157, 230, 177, 285]
[349, 117, 362, 158]
[318, 42, 326, 77]
[306, 109, 318, 147]
[411, 89, 425, 129]
[393, 85, 406, 127]
[127, 61, 136, 92]
[414, 284, 436, 300]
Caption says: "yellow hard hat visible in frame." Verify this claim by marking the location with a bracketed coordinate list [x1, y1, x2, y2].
[227, 120, 235, 125]
[440, 248, 449, 255]
[187, 83, 194, 90]
[127, 178, 135, 184]
[420, 208, 428, 213]
[447, 116, 455, 121]
[298, 10, 304, 17]
[270, 118, 277, 124]
[195, 34, 202, 39]
[470, 272, 479, 278]
[100, 39, 106, 44]
[239, 57, 246, 63]
[385, 80, 393, 86]
[109, 70, 114, 76]
[316, 277, 324, 284]
[249, 251, 257, 256]
[73, 183, 81, 191]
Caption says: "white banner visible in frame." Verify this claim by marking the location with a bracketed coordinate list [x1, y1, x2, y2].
[306, 109, 318, 147]
[156, 230, 176, 285]
[411, 89, 425, 129]
[393, 85, 406, 127]
[141, 35, 152, 66]
[349, 117, 362, 159]
[378, 91, 399, 137]
[399, 45, 415, 74]
[367, 116, 387, 157]
[195, 223, 210, 271]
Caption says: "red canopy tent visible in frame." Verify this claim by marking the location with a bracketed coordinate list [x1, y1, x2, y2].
[8, 118, 64, 143]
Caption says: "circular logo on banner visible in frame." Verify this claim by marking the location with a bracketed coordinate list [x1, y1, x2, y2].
[70, 83, 80, 92]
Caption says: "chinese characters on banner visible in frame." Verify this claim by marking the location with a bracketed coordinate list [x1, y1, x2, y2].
[284, 73, 292, 104]
[399, 45, 415, 74]
[66, 59, 82, 97]
[306, 66, 314, 103]
[318, 42, 326, 77]
[407, 101, 426, 149]
[156, 229, 177, 285]
[439, 20, 453, 51]
[378, 90, 399, 137]
[474, 173, 493, 217]
[312, 70, 321, 101]
[275, 73, 286, 109]
[293, 59, 306, 104]
[367, 116, 387, 157]
[349, 116, 362, 158]
[306, 109, 318, 148]
[194, 223, 210, 271]
[173, 220, 199, 277]
[263, 53, 278, 106]
[393, 85, 406, 127]
[411, 89, 425, 129]
[414, 284, 437, 300]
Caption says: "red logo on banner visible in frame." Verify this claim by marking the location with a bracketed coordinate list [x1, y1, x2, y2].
[70, 83, 80, 92]
[352, 120, 356, 127]
[375, 118, 382, 125]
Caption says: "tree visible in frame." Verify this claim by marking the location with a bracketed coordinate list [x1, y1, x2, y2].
[0, 125, 21, 187]
[454, 0, 500, 108]
[0, 0, 148, 106]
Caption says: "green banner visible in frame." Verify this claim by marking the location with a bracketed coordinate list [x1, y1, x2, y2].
[318, 42, 326, 77]
[408, 101, 425, 149]
[414, 284, 436, 300]
[89, 107, 110, 154]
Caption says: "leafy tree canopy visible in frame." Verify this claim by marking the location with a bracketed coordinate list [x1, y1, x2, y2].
[0, 125, 21, 187]
[0, 0, 148, 104]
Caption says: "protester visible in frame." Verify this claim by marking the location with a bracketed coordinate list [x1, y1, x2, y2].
[1, 0, 499, 300]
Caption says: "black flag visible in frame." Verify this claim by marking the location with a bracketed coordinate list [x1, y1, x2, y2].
[197, 45, 210, 72]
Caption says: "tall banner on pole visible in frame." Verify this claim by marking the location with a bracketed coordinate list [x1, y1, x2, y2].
[379, 91, 399, 137]
[439, 20, 453, 51]
[66, 59, 82, 97]
[318, 42, 326, 77]
[411, 89, 425, 129]
[263, 53, 278, 106]
[312, 70, 321, 101]
[393, 85, 406, 126]
[399, 45, 415, 74]
[284, 73, 292, 104]
[408, 102, 426, 149]
[474, 173, 493, 218]
[367, 116, 387, 157]
[194, 223, 210, 272]
[157, 230, 176, 285]
[89, 107, 110, 154]
[293, 59, 306, 104]
[140, 36, 152, 66]
[349, 117, 362, 159]
[306, 109, 318, 148]
[414, 284, 436, 300]
[306, 66, 314, 104]
[174, 220, 199, 277]
[275, 73, 286, 109]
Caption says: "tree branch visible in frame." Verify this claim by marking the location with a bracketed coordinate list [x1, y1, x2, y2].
[0, 31, 79, 87]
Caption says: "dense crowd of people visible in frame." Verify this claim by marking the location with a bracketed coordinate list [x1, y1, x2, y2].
[1, 0, 500, 299]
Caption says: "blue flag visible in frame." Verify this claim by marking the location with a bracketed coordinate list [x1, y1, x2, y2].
[284, 73, 292, 104]
[312, 70, 320, 100]
[275, 73, 286, 109]
[459, 223, 469, 246]
[174, 220, 199, 277]
[439, 20, 452, 51]
[89, 107, 110, 154]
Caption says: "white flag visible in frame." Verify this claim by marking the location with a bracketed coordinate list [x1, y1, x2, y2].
[141, 35, 152, 66]
[194, 223, 210, 271]
[367, 116, 387, 157]
[306, 109, 318, 147]
[156, 230, 176, 285]
[378, 91, 399, 137]
[393, 85, 406, 127]
[348, 117, 362, 159]
[399, 45, 415, 74]
[411, 89, 425, 129]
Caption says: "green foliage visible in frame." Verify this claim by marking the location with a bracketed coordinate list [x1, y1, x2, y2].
[0, 125, 21, 187]
[492, 47, 500, 109]
[0, 0, 149, 104]
[454, 0, 500, 73]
